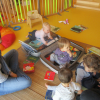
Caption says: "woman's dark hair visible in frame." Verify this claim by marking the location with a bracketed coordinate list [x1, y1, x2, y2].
[58, 67, 73, 83]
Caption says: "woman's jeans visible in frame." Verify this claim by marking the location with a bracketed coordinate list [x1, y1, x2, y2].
[0, 49, 32, 95]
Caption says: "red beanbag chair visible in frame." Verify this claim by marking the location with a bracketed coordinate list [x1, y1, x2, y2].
[1, 34, 16, 48]
[0, 26, 16, 51]
[0, 44, 5, 51]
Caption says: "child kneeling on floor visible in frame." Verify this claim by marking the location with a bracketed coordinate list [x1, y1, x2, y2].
[26, 22, 53, 45]
[45, 67, 82, 100]
[50, 37, 73, 68]
[76, 54, 100, 89]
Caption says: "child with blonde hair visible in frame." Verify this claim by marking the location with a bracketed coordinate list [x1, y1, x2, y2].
[26, 22, 52, 45]
[45, 67, 82, 100]
[50, 37, 73, 68]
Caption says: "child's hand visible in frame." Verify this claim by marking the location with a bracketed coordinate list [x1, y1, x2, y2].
[67, 50, 72, 57]
[49, 37, 53, 39]
[10, 72, 17, 77]
[45, 83, 48, 88]
[45, 42, 48, 45]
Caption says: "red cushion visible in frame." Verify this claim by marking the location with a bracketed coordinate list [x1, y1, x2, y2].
[1, 34, 16, 48]
[1, 28, 14, 37]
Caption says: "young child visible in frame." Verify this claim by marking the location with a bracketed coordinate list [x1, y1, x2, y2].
[26, 22, 53, 45]
[50, 37, 73, 68]
[45, 67, 82, 100]
[76, 54, 100, 89]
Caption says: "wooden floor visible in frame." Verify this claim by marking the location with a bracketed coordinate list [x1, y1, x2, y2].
[0, 47, 76, 100]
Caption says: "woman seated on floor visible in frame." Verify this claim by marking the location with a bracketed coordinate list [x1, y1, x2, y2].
[0, 49, 32, 95]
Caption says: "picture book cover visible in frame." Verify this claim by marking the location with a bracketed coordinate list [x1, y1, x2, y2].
[45, 90, 53, 100]
[72, 51, 81, 61]
[23, 62, 34, 73]
[23, 59, 31, 64]
[44, 71, 55, 81]
[28, 39, 43, 48]
[88, 47, 100, 56]
[50, 25, 60, 33]
[70, 46, 81, 61]
[70, 25, 87, 33]
[23, 55, 39, 64]
[27, 55, 40, 63]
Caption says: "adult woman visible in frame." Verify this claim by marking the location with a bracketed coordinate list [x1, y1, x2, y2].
[0, 49, 32, 95]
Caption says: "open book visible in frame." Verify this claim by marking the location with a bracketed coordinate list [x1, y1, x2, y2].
[19, 40, 37, 53]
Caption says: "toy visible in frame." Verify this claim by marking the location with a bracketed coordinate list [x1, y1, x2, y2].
[8, 25, 21, 31]
[59, 19, 69, 24]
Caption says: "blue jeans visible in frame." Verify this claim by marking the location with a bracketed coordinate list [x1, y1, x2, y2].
[0, 49, 32, 95]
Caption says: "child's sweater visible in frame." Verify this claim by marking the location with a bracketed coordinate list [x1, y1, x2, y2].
[76, 62, 91, 84]
[47, 82, 81, 100]
[35, 29, 51, 44]
[54, 48, 73, 64]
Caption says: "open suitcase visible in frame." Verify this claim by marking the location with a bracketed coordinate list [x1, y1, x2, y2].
[19, 32, 85, 73]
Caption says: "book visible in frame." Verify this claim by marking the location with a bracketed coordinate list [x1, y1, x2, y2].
[28, 39, 43, 48]
[70, 25, 87, 33]
[27, 55, 39, 63]
[23, 62, 34, 73]
[70, 46, 81, 61]
[50, 25, 60, 33]
[19, 40, 37, 53]
[87, 47, 100, 56]
[45, 90, 53, 100]
[23, 55, 39, 64]
[71, 50, 81, 61]
[44, 71, 55, 81]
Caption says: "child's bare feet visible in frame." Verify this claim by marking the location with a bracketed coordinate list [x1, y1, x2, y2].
[45, 83, 48, 88]
[10, 72, 17, 77]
